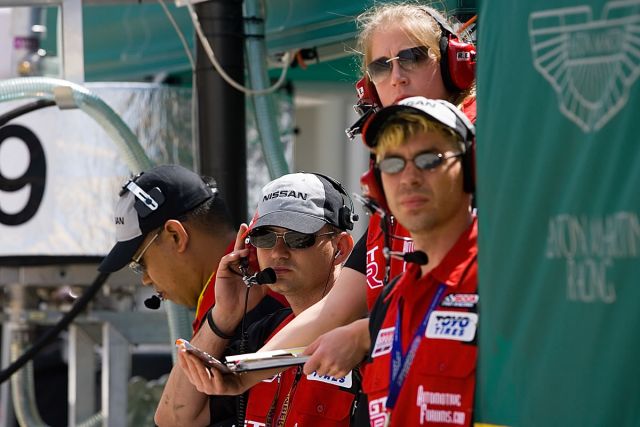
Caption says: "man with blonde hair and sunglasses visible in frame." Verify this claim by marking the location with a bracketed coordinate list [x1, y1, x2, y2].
[178, 172, 362, 426]
[359, 96, 478, 426]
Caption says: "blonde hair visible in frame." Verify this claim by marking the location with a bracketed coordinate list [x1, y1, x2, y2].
[373, 111, 460, 161]
[357, 3, 445, 70]
[356, 2, 475, 105]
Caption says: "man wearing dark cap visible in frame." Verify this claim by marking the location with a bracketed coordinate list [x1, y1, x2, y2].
[100, 164, 285, 426]
[177, 172, 362, 426]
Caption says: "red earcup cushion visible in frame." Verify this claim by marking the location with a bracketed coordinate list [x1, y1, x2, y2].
[446, 37, 477, 92]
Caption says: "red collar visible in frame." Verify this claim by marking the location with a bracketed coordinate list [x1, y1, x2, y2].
[395, 217, 477, 293]
[430, 216, 478, 286]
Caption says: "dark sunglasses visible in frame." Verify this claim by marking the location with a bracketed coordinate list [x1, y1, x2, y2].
[366, 46, 431, 84]
[378, 151, 463, 174]
[248, 229, 336, 249]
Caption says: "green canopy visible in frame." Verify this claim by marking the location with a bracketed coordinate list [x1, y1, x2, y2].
[41, 1, 474, 82]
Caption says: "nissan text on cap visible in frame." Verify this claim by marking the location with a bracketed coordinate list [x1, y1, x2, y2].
[251, 173, 348, 234]
[362, 96, 475, 148]
[99, 165, 216, 273]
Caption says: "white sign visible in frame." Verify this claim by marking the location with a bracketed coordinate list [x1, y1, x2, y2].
[0, 83, 194, 258]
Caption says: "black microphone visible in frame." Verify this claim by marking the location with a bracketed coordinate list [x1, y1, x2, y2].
[403, 251, 429, 265]
[243, 267, 277, 287]
[388, 250, 429, 265]
[144, 294, 162, 309]
[239, 257, 277, 287]
[255, 267, 277, 285]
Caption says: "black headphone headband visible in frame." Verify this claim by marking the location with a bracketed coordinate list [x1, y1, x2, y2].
[419, 6, 456, 37]
[312, 172, 359, 230]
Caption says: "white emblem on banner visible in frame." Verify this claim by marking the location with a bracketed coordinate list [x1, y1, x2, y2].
[529, 2, 640, 132]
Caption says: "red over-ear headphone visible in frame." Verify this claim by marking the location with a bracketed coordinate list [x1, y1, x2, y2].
[421, 6, 477, 93]
[359, 154, 389, 212]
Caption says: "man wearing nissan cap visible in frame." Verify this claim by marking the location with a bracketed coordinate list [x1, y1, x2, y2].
[177, 172, 362, 426]
[100, 164, 286, 426]
[181, 98, 479, 427]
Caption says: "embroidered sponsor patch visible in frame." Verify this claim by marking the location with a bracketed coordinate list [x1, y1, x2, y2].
[307, 370, 352, 388]
[416, 385, 466, 425]
[440, 293, 479, 308]
[426, 311, 477, 342]
[371, 326, 395, 357]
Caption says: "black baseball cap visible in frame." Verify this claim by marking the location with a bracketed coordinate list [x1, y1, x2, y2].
[99, 164, 216, 272]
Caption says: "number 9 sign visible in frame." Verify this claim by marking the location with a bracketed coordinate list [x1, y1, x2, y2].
[0, 124, 46, 226]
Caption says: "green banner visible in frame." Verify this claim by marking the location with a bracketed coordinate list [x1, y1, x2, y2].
[476, 1, 640, 425]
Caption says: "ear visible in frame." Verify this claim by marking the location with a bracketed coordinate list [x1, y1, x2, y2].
[333, 232, 354, 265]
[163, 219, 189, 253]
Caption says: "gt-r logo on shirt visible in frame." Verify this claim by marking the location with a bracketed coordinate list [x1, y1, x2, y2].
[368, 396, 389, 427]
[366, 245, 384, 289]
[426, 311, 478, 342]
[371, 326, 395, 357]
[440, 293, 479, 308]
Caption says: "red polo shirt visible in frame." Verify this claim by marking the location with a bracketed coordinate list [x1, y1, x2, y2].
[363, 217, 478, 427]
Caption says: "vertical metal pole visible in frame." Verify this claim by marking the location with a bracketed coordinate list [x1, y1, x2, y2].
[0, 323, 16, 427]
[101, 323, 129, 427]
[68, 325, 96, 427]
[195, 0, 247, 226]
[59, 0, 84, 82]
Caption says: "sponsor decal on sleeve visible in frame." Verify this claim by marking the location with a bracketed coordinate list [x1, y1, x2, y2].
[440, 293, 479, 308]
[371, 326, 395, 357]
[425, 311, 477, 342]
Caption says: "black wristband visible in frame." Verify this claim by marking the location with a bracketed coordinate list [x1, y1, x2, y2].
[206, 309, 234, 340]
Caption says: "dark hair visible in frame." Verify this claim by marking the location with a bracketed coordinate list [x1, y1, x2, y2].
[181, 176, 234, 234]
